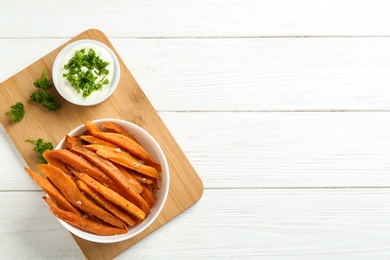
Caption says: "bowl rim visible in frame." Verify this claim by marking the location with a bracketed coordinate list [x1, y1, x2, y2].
[52, 39, 121, 106]
[53, 118, 170, 243]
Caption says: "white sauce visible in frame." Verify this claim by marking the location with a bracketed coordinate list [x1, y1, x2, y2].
[56, 42, 115, 101]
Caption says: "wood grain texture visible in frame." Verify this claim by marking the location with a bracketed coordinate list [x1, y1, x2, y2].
[2, 1, 390, 259]
[0, 191, 84, 259]
[3, 38, 390, 112]
[159, 112, 390, 189]
[123, 38, 390, 112]
[3, 111, 390, 190]
[118, 188, 390, 260]
[2, 189, 390, 260]
[0, 29, 203, 259]
[2, 0, 390, 38]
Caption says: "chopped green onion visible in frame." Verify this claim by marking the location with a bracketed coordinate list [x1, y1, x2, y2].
[63, 48, 110, 98]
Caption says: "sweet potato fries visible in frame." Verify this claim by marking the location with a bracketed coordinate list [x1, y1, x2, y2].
[25, 120, 161, 236]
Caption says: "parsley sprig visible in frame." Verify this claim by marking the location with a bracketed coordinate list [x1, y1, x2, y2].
[25, 138, 53, 164]
[30, 69, 61, 111]
[6, 102, 25, 123]
[63, 48, 110, 98]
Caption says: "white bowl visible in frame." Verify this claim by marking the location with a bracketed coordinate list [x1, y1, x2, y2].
[55, 118, 169, 243]
[52, 40, 120, 106]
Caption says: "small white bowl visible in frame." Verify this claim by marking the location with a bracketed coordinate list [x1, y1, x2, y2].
[54, 118, 169, 243]
[52, 40, 120, 106]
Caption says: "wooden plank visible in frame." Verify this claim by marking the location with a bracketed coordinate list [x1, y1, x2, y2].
[2, 38, 390, 111]
[2, 0, 390, 38]
[3, 111, 390, 190]
[120, 188, 390, 259]
[0, 191, 84, 259]
[114, 38, 390, 112]
[0, 29, 203, 259]
[0, 124, 33, 191]
[0, 39, 64, 83]
[2, 189, 390, 259]
[159, 112, 390, 188]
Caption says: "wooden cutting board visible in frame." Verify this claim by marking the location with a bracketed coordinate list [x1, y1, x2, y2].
[0, 29, 203, 259]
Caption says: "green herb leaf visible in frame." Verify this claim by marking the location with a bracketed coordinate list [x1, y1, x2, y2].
[33, 69, 53, 90]
[30, 69, 61, 111]
[63, 48, 110, 98]
[25, 138, 54, 164]
[6, 102, 25, 123]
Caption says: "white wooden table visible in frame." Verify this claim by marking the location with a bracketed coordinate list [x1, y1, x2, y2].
[2, 1, 390, 259]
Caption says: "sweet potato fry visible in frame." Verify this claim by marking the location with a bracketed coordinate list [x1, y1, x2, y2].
[72, 169, 146, 220]
[70, 146, 146, 205]
[24, 167, 82, 216]
[79, 135, 117, 147]
[84, 120, 161, 171]
[140, 184, 157, 208]
[42, 150, 70, 175]
[76, 180, 136, 227]
[125, 169, 154, 185]
[65, 135, 83, 149]
[83, 145, 155, 185]
[38, 164, 126, 229]
[100, 132, 161, 171]
[43, 197, 128, 236]
[101, 121, 140, 144]
[95, 146, 161, 181]
[150, 178, 160, 190]
[83, 144, 109, 152]
[47, 149, 121, 192]
[115, 163, 144, 194]
[84, 120, 102, 134]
